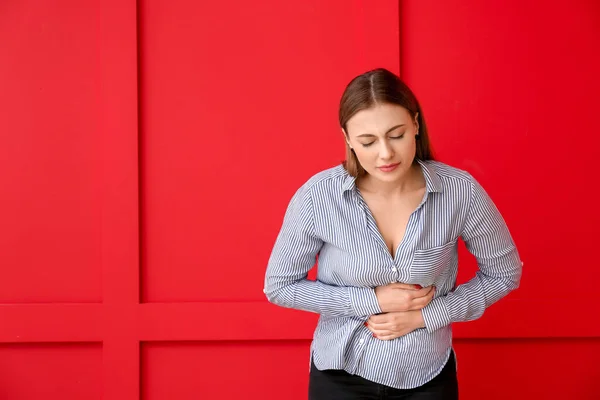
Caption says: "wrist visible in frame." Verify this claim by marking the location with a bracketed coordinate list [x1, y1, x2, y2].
[378, 302, 389, 313]
[415, 310, 426, 329]
[375, 291, 389, 313]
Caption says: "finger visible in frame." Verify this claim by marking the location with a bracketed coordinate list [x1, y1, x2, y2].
[368, 315, 399, 329]
[411, 285, 435, 299]
[410, 287, 436, 310]
[389, 283, 420, 290]
[366, 318, 386, 328]
[369, 321, 392, 330]
[371, 329, 393, 338]
[369, 319, 398, 330]
[369, 313, 396, 326]
[409, 298, 429, 310]
[368, 313, 389, 324]
[374, 327, 413, 340]
[367, 318, 387, 328]
[373, 332, 398, 341]
[364, 321, 375, 331]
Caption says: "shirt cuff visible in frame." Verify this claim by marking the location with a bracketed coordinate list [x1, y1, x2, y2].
[421, 296, 453, 332]
[347, 287, 382, 317]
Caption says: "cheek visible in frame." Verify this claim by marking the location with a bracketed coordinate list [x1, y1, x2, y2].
[353, 147, 375, 165]
[397, 139, 417, 156]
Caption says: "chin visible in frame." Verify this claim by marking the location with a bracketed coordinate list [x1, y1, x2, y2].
[370, 170, 402, 181]
[375, 165, 410, 179]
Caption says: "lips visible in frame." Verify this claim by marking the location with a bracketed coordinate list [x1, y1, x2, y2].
[377, 162, 400, 173]
[379, 163, 400, 169]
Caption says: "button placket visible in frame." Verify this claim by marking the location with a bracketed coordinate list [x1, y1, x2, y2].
[349, 330, 371, 375]
[394, 206, 425, 283]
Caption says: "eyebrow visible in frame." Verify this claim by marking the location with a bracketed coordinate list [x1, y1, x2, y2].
[356, 124, 405, 138]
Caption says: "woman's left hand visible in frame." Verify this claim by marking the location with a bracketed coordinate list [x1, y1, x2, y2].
[366, 311, 426, 341]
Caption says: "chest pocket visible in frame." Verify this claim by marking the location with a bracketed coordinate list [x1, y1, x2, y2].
[410, 240, 457, 287]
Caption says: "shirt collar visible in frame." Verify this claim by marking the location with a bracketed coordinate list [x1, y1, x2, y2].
[341, 159, 443, 194]
[341, 173, 357, 192]
[418, 159, 443, 193]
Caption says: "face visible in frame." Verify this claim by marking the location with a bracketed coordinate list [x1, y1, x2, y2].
[344, 103, 419, 183]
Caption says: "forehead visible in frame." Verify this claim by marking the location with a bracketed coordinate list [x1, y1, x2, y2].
[346, 103, 412, 136]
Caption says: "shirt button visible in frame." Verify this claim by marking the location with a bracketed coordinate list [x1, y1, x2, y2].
[359, 339, 365, 344]
[391, 267, 397, 272]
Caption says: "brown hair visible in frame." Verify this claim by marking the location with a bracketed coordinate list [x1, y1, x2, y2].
[339, 68, 434, 177]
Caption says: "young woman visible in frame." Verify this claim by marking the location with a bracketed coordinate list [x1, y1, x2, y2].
[263, 68, 522, 399]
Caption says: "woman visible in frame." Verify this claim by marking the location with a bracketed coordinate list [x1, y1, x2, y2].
[263, 68, 522, 399]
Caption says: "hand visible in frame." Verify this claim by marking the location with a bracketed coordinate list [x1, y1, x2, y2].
[366, 310, 425, 341]
[374, 283, 435, 313]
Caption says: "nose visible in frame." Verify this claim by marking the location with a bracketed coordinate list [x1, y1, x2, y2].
[379, 141, 394, 160]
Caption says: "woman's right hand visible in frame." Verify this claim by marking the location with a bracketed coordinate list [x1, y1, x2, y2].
[374, 283, 436, 313]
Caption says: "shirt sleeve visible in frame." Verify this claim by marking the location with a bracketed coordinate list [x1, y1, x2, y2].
[421, 174, 523, 332]
[263, 183, 382, 318]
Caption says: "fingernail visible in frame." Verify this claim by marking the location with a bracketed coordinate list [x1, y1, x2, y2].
[414, 284, 422, 289]
[364, 322, 368, 327]
[372, 333, 377, 337]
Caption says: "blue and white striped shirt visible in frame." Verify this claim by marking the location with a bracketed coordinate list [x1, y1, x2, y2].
[264, 159, 522, 389]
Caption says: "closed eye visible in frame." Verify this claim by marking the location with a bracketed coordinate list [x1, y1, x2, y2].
[361, 133, 405, 147]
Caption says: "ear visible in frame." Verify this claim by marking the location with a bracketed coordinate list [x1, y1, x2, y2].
[341, 128, 352, 148]
[414, 112, 420, 133]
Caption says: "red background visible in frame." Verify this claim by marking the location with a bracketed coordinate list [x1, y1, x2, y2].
[0, 0, 598, 399]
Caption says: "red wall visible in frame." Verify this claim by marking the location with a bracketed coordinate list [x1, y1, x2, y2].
[402, 1, 600, 398]
[0, 0, 598, 399]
